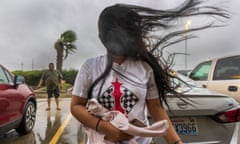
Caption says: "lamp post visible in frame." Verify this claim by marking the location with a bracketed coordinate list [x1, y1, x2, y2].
[184, 20, 191, 69]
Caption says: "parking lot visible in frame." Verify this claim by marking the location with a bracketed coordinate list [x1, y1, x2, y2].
[0, 98, 240, 144]
[0, 98, 87, 144]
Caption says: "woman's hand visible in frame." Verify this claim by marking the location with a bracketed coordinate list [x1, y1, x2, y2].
[99, 120, 134, 142]
[146, 99, 182, 144]
[71, 96, 133, 142]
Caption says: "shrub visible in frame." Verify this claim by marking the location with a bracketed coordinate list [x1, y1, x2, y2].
[12, 69, 78, 86]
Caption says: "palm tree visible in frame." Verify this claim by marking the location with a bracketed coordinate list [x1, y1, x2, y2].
[54, 30, 77, 72]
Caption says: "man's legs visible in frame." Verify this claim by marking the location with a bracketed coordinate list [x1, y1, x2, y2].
[55, 98, 61, 110]
[47, 98, 51, 110]
[54, 88, 61, 110]
[46, 90, 52, 111]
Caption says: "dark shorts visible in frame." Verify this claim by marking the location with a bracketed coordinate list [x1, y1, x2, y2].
[47, 88, 60, 98]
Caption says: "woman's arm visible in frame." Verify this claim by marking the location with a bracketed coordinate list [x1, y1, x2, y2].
[70, 95, 133, 142]
[146, 99, 182, 144]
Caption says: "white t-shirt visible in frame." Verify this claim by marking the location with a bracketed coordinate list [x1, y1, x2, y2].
[72, 55, 159, 144]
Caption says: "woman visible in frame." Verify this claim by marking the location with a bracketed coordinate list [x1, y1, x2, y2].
[71, 1, 229, 143]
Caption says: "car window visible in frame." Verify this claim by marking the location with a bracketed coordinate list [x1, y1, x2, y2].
[213, 56, 240, 80]
[4, 69, 14, 84]
[189, 61, 212, 81]
[0, 67, 10, 83]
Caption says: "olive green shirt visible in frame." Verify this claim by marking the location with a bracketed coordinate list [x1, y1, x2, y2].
[41, 70, 62, 91]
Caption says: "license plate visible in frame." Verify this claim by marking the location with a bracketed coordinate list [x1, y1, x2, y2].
[171, 117, 198, 135]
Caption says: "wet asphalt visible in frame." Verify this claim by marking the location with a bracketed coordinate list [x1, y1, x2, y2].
[0, 98, 87, 144]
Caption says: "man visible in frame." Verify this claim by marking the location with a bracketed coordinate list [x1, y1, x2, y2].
[38, 63, 63, 111]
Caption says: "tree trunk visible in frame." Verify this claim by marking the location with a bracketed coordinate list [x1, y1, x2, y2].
[55, 42, 64, 72]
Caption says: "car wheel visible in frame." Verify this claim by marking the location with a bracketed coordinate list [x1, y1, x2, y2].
[16, 101, 36, 135]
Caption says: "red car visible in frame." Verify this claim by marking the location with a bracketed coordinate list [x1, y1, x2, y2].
[0, 64, 36, 135]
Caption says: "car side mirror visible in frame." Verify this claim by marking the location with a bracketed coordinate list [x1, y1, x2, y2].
[14, 75, 25, 85]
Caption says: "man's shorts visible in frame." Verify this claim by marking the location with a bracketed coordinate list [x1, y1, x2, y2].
[47, 88, 60, 98]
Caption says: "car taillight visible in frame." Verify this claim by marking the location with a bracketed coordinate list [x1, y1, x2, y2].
[213, 106, 240, 123]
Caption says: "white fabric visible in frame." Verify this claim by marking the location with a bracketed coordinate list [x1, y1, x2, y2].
[85, 98, 169, 144]
[72, 55, 162, 144]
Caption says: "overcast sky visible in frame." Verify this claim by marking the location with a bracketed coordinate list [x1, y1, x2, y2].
[0, 0, 239, 71]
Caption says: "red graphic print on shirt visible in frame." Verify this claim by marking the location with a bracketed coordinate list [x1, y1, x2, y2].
[98, 78, 139, 114]
[112, 78, 125, 113]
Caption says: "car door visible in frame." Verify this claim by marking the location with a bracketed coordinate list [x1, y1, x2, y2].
[0, 66, 23, 125]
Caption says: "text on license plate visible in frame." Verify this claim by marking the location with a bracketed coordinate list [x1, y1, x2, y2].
[171, 117, 198, 135]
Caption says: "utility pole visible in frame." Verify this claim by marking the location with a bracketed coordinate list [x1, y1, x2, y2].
[184, 20, 191, 69]
[32, 58, 34, 71]
[21, 62, 24, 71]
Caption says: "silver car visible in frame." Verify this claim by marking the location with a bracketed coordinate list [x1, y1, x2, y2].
[153, 73, 240, 144]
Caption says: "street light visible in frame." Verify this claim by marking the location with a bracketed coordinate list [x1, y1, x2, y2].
[184, 20, 191, 69]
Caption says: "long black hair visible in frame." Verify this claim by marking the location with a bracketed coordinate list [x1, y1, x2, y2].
[88, 0, 230, 107]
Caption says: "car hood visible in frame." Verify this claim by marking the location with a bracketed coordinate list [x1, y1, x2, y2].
[165, 86, 238, 116]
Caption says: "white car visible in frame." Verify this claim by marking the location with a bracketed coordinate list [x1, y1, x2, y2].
[154, 73, 240, 144]
[189, 55, 240, 103]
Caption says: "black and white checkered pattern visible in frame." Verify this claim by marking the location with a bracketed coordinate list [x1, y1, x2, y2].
[98, 85, 139, 114]
[121, 87, 138, 114]
[98, 87, 115, 110]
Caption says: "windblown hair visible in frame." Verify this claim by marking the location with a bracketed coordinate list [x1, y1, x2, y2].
[88, 0, 230, 108]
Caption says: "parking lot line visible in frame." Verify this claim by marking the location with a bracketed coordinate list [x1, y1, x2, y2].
[49, 113, 72, 144]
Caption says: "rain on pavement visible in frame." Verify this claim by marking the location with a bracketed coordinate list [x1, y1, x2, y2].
[0, 98, 87, 144]
[1, 98, 240, 144]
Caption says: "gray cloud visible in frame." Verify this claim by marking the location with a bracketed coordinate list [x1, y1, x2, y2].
[0, 0, 239, 71]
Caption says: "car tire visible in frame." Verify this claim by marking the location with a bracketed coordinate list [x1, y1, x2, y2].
[16, 101, 36, 135]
